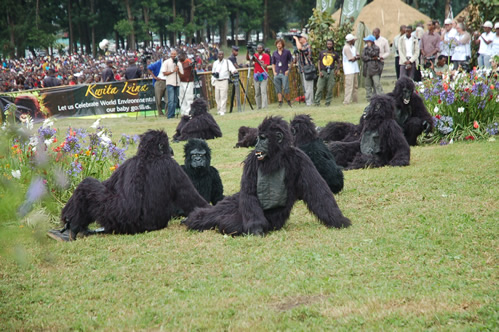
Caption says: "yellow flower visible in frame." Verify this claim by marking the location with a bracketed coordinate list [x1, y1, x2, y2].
[85, 150, 91, 156]
[74, 154, 79, 159]
[110, 166, 116, 171]
[5, 164, 9, 168]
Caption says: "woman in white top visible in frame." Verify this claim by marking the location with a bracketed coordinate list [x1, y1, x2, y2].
[491, 23, 499, 57]
[451, 23, 471, 70]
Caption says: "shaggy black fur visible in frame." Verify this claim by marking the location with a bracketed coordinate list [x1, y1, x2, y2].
[234, 126, 258, 148]
[181, 139, 224, 205]
[59, 130, 208, 239]
[387, 77, 434, 146]
[173, 99, 222, 141]
[318, 117, 364, 143]
[290, 114, 344, 194]
[327, 95, 410, 169]
[184, 116, 351, 235]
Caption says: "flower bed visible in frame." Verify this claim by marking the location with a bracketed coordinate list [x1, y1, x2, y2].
[417, 67, 498, 144]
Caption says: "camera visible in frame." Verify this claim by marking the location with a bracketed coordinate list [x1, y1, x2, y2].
[424, 56, 435, 69]
[247, 41, 256, 57]
[212, 72, 220, 79]
[230, 71, 239, 83]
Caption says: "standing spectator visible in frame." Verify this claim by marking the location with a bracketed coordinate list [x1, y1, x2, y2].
[475, 21, 494, 69]
[420, 20, 441, 67]
[228, 46, 239, 69]
[211, 51, 237, 115]
[247, 44, 270, 109]
[314, 39, 339, 107]
[178, 51, 195, 116]
[294, 33, 314, 106]
[42, 68, 61, 88]
[361, 35, 383, 102]
[492, 23, 499, 57]
[148, 56, 167, 117]
[124, 58, 142, 80]
[271, 38, 293, 108]
[342, 34, 360, 105]
[398, 26, 420, 79]
[101, 60, 115, 82]
[373, 28, 390, 74]
[451, 23, 471, 70]
[393, 25, 406, 79]
[159, 49, 184, 118]
[441, 18, 457, 59]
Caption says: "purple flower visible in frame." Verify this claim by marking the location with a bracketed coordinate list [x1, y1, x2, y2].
[67, 161, 83, 177]
[62, 135, 81, 153]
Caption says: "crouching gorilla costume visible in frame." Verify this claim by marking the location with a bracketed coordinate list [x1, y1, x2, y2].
[48, 130, 208, 241]
[184, 116, 351, 236]
[327, 95, 410, 169]
[290, 114, 344, 194]
[173, 98, 222, 142]
[318, 117, 364, 143]
[387, 77, 433, 146]
[234, 126, 258, 148]
[181, 138, 224, 205]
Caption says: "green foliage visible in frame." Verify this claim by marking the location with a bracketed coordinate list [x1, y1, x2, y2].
[114, 19, 134, 37]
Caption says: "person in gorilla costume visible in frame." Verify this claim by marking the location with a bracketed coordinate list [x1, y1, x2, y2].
[181, 138, 224, 205]
[327, 95, 410, 170]
[318, 116, 365, 143]
[173, 98, 222, 142]
[47, 130, 208, 241]
[387, 76, 433, 146]
[290, 114, 344, 194]
[184, 116, 351, 236]
[234, 126, 258, 148]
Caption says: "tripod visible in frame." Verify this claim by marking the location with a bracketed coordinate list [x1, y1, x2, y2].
[230, 72, 253, 113]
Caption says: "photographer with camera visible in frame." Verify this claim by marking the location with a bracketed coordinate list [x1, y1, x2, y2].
[246, 43, 271, 109]
[271, 39, 293, 108]
[398, 26, 420, 79]
[178, 51, 195, 116]
[158, 49, 184, 119]
[293, 34, 314, 106]
[314, 39, 339, 107]
[420, 21, 440, 69]
[211, 51, 238, 115]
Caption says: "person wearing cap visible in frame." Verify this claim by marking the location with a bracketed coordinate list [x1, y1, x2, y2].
[101, 60, 115, 82]
[342, 33, 360, 105]
[361, 35, 383, 101]
[294, 33, 315, 106]
[398, 26, 420, 79]
[393, 25, 406, 79]
[314, 39, 339, 106]
[491, 23, 499, 58]
[228, 46, 239, 69]
[272, 38, 293, 108]
[125, 58, 142, 80]
[148, 56, 167, 117]
[474, 21, 494, 69]
[441, 18, 458, 58]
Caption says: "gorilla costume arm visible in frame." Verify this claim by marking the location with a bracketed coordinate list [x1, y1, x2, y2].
[209, 167, 224, 204]
[173, 116, 191, 141]
[234, 126, 258, 148]
[379, 120, 411, 167]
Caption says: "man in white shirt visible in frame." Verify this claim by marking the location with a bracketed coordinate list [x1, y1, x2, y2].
[211, 51, 237, 115]
[158, 49, 184, 118]
[475, 21, 494, 69]
[342, 34, 360, 105]
[393, 25, 406, 79]
[441, 18, 457, 58]
[398, 25, 420, 79]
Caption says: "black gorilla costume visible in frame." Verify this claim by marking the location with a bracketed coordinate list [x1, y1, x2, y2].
[184, 116, 351, 236]
[234, 126, 258, 148]
[327, 95, 410, 170]
[387, 77, 433, 146]
[48, 130, 208, 241]
[318, 116, 365, 143]
[290, 114, 344, 194]
[173, 99, 222, 142]
[181, 139, 224, 205]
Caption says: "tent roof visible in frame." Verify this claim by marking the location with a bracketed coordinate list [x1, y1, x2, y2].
[331, 0, 432, 43]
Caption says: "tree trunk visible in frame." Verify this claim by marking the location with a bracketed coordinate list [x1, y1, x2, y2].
[68, 0, 74, 54]
[220, 21, 227, 47]
[413, 0, 419, 9]
[235, 12, 239, 46]
[170, 0, 176, 46]
[207, 25, 211, 42]
[6, 9, 16, 58]
[444, 0, 451, 19]
[90, 0, 96, 56]
[36, 0, 40, 29]
[230, 15, 235, 43]
[124, 0, 135, 51]
[263, 0, 269, 43]
[143, 6, 150, 47]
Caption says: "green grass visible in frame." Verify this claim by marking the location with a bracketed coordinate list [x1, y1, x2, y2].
[1, 89, 498, 330]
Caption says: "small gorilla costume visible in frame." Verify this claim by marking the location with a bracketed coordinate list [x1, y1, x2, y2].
[234, 126, 258, 148]
[181, 138, 224, 205]
[327, 95, 410, 170]
[290, 114, 344, 194]
[318, 117, 365, 143]
[48, 130, 208, 241]
[387, 77, 433, 146]
[184, 116, 351, 236]
[173, 99, 222, 142]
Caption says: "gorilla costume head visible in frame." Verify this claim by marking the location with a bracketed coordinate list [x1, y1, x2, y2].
[392, 76, 415, 105]
[137, 129, 172, 159]
[362, 94, 397, 129]
[189, 98, 208, 117]
[254, 116, 293, 163]
[290, 114, 319, 146]
[184, 138, 211, 171]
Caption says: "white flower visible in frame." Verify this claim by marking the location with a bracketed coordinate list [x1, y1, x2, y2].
[449, 139, 454, 144]
[11, 170, 21, 179]
[90, 118, 101, 129]
[429, 72, 434, 79]
[41, 118, 54, 129]
[434, 106, 439, 114]
[458, 107, 464, 113]
[449, 64, 454, 71]
[97, 131, 112, 147]
[44, 137, 55, 146]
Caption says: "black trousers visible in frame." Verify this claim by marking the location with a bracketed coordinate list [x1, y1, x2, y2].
[395, 56, 400, 79]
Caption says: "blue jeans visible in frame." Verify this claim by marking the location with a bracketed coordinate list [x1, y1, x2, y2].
[167, 85, 179, 118]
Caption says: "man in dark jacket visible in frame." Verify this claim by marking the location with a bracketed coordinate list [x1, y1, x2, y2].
[42, 68, 61, 88]
[361, 35, 383, 101]
[101, 60, 115, 82]
[124, 58, 142, 80]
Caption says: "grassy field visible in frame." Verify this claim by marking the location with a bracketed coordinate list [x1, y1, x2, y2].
[1, 88, 498, 331]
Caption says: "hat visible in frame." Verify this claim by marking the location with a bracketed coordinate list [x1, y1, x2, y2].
[363, 35, 375, 42]
[495, 22, 499, 29]
[444, 18, 452, 25]
[231, 46, 239, 51]
[345, 34, 357, 42]
[483, 21, 493, 28]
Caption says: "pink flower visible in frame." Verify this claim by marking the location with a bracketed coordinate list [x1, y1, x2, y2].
[473, 121, 479, 129]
